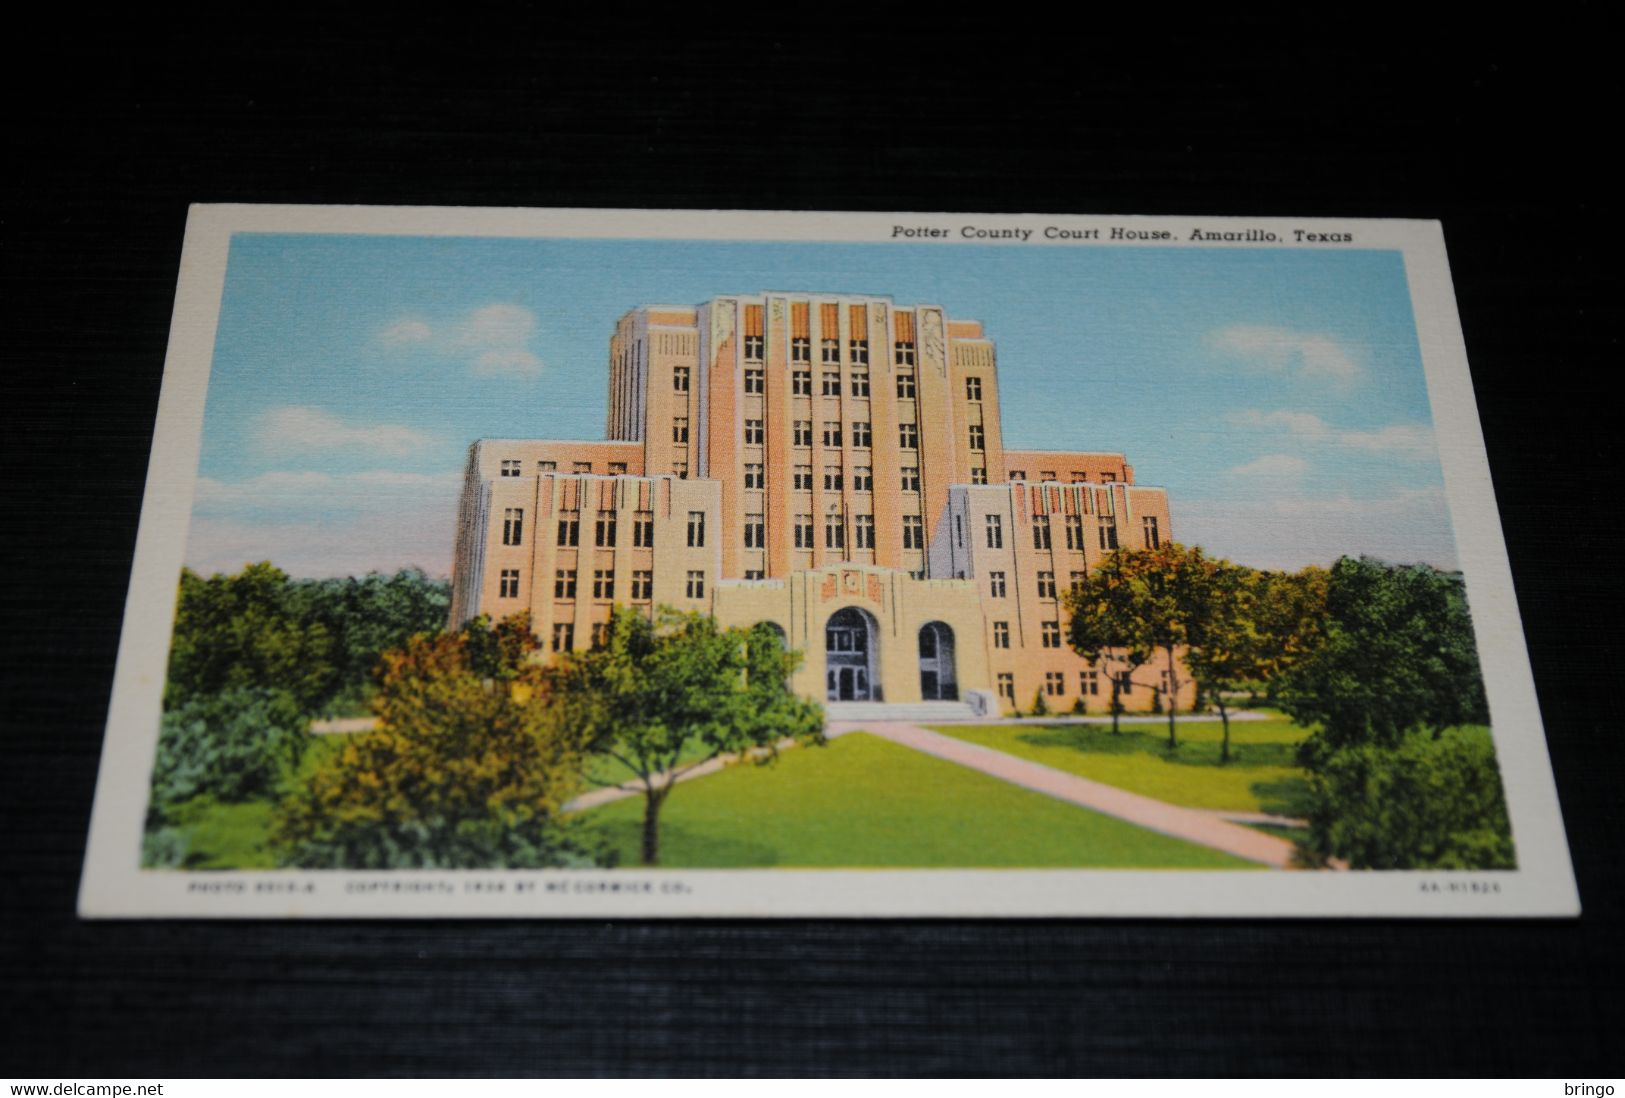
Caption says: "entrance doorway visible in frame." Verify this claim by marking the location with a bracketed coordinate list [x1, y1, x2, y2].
[918, 621, 958, 701]
[825, 607, 880, 702]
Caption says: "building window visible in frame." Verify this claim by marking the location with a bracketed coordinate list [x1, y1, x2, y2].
[855, 515, 875, 549]
[593, 570, 614, 600]
[900, 466, 920, 492]
[820, 338, 839, 363]
[744, 367, 765, 394]
[823, 422, 842, 447]
[968, 425, 985, 451]
[825, 514, 845, 549]
[499, 569, 520, 598]
[1118, 671, 1134, 696]
[595, 511, 617, 547]
[992, 621, 1010, 649]
[500, 459, 522, 477]
[1033, 514, 1052, 550]
[1045, 671, 1064, 697]
[851, 371, 870, 397]
[557, 512, 580, 547]
[744, 463, 765, 489]
[537, 460, 556, 472]
[850, 339, 869, 364]
[1081, 670, 1100, 696]
[1071, 470, 1086, 483]
[985, 514, 1003, 549]
[901, 515, 924, 550]
[554, 569, 577, 599]
[573, 461, 592, 474]
[971, 467, 988, 485]
[795, 514, 814, 549]
[1009, 469, 1026, 482]
[851, 422, 872, 448]
[673, 366, 690, 392]
[1070, 570, 1086, 591]
[591, 622, 609, 648]
[1099, 520, 1119, 551]
[898, 423, 919, 449]
[955, 514, 963, 547]
[632, 511, 654, 548]
[686, 570, 706, 599]
[631, 570, 653, 600]
[608, 461, 627, 475]
[552, 623, 574, 651]
[896, 371, 916, 399]
[744, 334, 764, 360]
[966, 376, 983, 401]
[793, 421, 813, 447]
[824, 465, 843, 491]
[673, 417, 689, 444]
[1101, 472, 1117, 482]
[1039, 470, 1056, 482]
[793, 370, 812, 395]
[997, 672, 1015, 701]
[1037, 571, 1057, 600]
[794, 465, 813, 491]
[895, 340, 916, 365]
[687, 511, 706, 547]
[674, 462, 688, 479]
[745, 419, 765, 445]
[989, 571, 1006, 598]
[1065, 514, 1084, 550]
[792, 336, 811, 363]
[1041, 621, 1062, 648]
[744, 569, 765, 580]
[744, 514, 765, 548]
[502, 508, 523, 546]
[1143, 515, 1161, 548]
[852, 466, 873, 492]
[822, 371, 841, 396]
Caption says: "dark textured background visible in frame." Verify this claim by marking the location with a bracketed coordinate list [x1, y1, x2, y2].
[4, 10, 1620, 1077]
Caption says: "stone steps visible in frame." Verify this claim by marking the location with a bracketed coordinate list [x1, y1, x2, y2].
[824, 700, 978, 723]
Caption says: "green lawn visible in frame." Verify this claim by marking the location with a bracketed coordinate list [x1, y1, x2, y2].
[161, 796, 278, 869]
[579, 732, 1255, 869]
[929, 718, 1315, 816]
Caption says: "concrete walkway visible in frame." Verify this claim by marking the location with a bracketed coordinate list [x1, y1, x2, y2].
[561, 738, 802, 814]
[827, 720, 1301, 868]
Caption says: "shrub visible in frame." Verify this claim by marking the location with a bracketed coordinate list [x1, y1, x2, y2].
[149, 686, 309, 809]
[1300, 727, 1515, 870]
[1030, 690, 1050, 718]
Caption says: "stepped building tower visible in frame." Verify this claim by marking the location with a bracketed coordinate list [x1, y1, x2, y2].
[450, 294, 1188, 715]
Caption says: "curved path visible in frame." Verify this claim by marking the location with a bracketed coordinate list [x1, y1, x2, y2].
[828, 720, 1302, 869]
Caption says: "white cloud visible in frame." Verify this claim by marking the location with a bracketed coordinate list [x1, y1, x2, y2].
[253, 407, 436, 459]
[194, 469, 457, 515]
[380, 318, 432, 345]
[376, 303, 546, 378]
[1227, 407, 1436, 461]
[1208, 324, 1362, 384]
[1229, 453, 1309, 477]
[1174, 487, 1457, 572]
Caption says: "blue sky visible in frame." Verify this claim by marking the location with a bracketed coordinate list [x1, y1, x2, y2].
[187, 233, 1456, 577]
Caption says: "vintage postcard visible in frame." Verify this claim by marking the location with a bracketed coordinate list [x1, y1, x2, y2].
[78, 206, 1578, 917]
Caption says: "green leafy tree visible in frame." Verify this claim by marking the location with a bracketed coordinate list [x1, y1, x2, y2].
[273, 613, 601, 869]
[166, 563, 337, 711]
[293, 569, 451, 712]
[1065, 552, 1151, 734]
[1281, 557, 1488, 762]
[1300, 728, 1514, 869]
[150, 686, 309, 808]
[545, 606, 825, 866]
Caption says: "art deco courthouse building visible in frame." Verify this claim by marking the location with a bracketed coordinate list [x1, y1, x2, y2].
[450, 294, 1183, 714]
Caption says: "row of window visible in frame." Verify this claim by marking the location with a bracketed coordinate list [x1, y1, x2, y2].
[989, 620, 1064, 649]
[995, 670, 1110, 701]
[786, 514, 925, 551]
[498, 568, 706, 604]
[1008, 469, 1118, 483]
[678, 362, 986, 404]
[980, 513, 1145, 551]
[745, 338, 914, 365]
[502, 510, 658, 549]
[499, 459, 631, 477]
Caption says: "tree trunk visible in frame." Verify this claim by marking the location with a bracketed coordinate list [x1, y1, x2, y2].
[1218, 696, 1231, 763]
[1165, 646, 1178, 748]
[640, 788, 666, 866]
[1109, 668, 1122, 735]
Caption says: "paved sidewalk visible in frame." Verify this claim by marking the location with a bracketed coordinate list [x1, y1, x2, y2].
[827, 721, 1302, 868]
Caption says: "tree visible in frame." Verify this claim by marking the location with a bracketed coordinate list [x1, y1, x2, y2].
[272, 613, 600, 869]
[1280, 557, 1488, 762]
[545, 606, 824, 866]
[1071, 543, 1219, 747]
[292, 568, 452, 711]
[1065, 552, 1151, 735]
[166, 563, 336, 711]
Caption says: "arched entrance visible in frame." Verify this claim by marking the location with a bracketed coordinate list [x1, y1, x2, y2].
[825, 607, 880, 702]
[918, 622, 958, 701]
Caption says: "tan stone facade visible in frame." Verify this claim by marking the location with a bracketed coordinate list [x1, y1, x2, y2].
[450, 293, 1193, 715]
